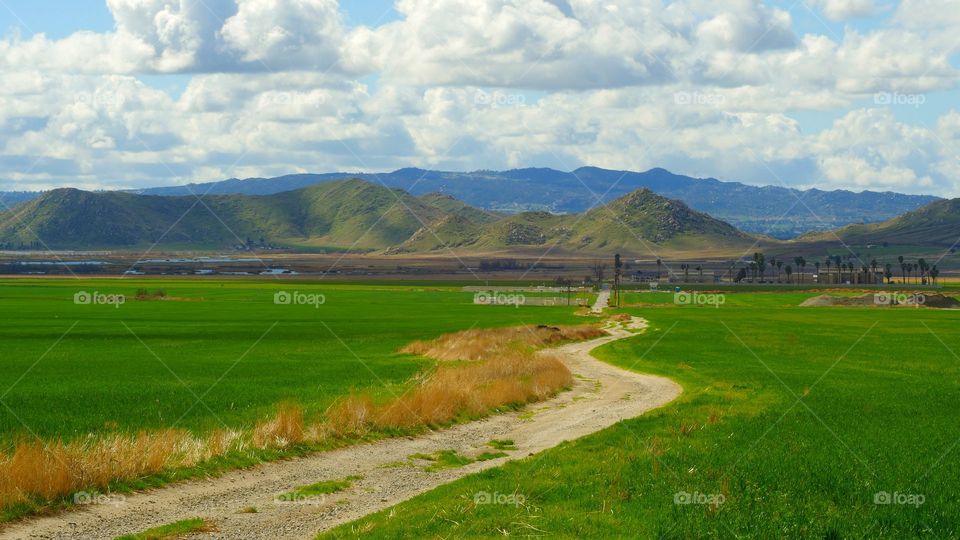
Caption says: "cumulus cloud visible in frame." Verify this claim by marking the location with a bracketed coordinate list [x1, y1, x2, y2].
[812, 0, 877, 21]
[0, 0, 958, 197]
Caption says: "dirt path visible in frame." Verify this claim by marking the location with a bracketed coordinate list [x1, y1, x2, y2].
[2, 318, 680, 540]
[591, 285, 610, 313]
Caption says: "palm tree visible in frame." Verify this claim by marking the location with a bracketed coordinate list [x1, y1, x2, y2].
[898, 255, 905, 283]
[785, 265, 793, 284]
[884, 263, 893, 284]
[656, 258, 662, 280]
[870, 259, 879, 284]
[815, 262, 821, 283]
[681, 264, 690, 282]
[918, 258, 928, 284]
[824, 257, 832, 285]
[696, 265, 704, 282]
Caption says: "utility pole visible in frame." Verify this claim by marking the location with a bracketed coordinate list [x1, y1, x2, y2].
[614, 253, 623, 308]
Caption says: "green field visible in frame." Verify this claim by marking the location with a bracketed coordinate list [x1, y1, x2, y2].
[0, 279, 585, 443]
[325, 290, 960, 538]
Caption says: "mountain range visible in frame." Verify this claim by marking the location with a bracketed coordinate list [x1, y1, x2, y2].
[0, 167, 939, 239]
[0, 180, 757, 254]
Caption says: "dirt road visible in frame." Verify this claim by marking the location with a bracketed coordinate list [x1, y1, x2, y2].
[2, 318, 680, 540]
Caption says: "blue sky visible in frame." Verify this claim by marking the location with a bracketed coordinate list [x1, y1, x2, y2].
[0, 0, 402, 35]
[0, 0, 957, 196]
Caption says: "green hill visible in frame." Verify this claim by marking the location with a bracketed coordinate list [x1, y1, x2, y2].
[802, 198, 960, 246]
[465, 189, 755, 252]
[417, 193, 502, 225]
[0, 180, 445, 250]
[568, 189, 754, 251]
[0, 180, 758, 254]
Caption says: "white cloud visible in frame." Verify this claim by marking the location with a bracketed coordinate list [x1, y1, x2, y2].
[813, 0, 877, 21]
[0, 0, 958, 197]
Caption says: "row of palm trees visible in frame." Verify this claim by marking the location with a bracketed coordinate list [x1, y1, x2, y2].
[738, 253, 942, 285]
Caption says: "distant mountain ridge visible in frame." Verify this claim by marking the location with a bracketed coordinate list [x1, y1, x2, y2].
[803, 197, 960, 246]
[1, 167, 939, 238]
[0, 180, 755, 254]
[126, 167, 939, 238]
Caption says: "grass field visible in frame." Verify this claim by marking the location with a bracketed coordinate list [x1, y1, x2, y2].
[325, 290, 960, 538]
[0, 279, 585, 442]
[0, 278, 590, 519]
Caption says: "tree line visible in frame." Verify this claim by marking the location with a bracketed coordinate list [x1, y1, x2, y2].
[734, 253, 941, 285]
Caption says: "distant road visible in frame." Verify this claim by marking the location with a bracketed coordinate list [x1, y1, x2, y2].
[592, 285, 611, 313]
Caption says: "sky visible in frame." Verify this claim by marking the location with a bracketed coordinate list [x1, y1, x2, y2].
[0, 0, 958, 196]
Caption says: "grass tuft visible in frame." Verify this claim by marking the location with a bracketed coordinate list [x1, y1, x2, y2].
[409, 450, 474, 472]
[277, 475, 362, 503]
[114, 517, 213, 540]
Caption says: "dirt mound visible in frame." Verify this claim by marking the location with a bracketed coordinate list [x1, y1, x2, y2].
[800, 294, 875, 307]
[801, 293, 960, 309]
[923, 294, 960, 309]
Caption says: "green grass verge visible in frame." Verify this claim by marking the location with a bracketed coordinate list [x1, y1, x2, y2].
[322, 291, 960, 538]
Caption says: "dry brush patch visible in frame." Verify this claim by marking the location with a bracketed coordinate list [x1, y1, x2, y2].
[323, 323, 605, 433]
[401, 324, 606, 361]
[0, 323, 604, 518]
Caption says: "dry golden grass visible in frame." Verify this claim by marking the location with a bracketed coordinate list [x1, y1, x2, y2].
[401, 324, 605, 361]
[0, 429, 217, 509]
[252, 403, 305, 448]
[324, 323, 604, 435]
[0, 322, 603, 516]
